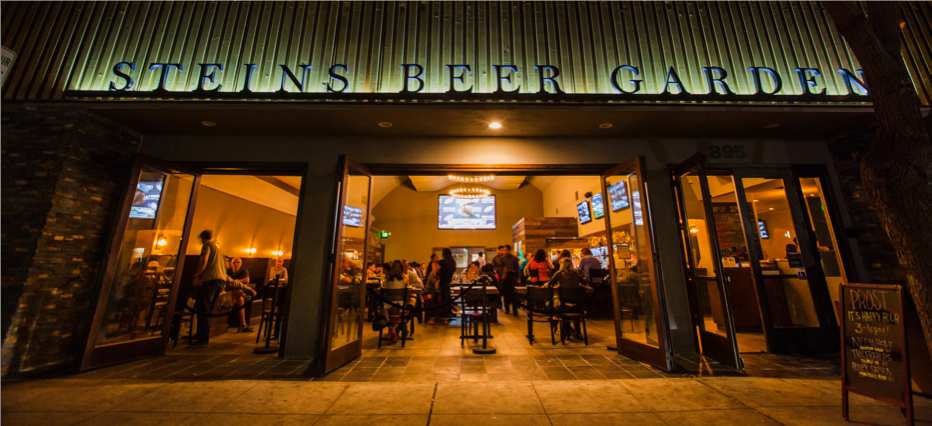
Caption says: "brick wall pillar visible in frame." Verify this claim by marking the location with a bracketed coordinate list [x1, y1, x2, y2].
[1, 105, 139, 375]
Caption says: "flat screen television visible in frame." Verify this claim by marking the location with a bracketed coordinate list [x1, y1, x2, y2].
[608, 180, 630, 212]
[758, 220, 769, 239]
[343, 205, 363, 227]
[590, 193, 605, 219]
[577, 200, 592, 224]
[438, 195, 496, 230]
[129, 178, 165, 219]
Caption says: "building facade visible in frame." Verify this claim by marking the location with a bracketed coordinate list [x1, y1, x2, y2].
[2, 1, 930, 376]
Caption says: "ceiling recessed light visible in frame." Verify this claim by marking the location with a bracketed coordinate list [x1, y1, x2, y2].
[201, 120, 217, 127]
[489, 122, 502, 129]
[599, 123, 613, 129]
[378, 122, 393, 128]
[763, 123, 780, 129]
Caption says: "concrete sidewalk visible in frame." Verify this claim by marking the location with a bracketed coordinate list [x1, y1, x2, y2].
[3, 376, 930, 425]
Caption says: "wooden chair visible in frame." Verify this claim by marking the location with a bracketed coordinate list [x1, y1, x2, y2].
[459, 286, 492, 348]
[526, 286, 559, 345]
[558, 286, 589, 345]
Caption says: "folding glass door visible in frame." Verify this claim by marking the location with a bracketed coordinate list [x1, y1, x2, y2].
[322, 156, 373, 372]
[601, 157, 673, 370]
[81, 156, 200, 370]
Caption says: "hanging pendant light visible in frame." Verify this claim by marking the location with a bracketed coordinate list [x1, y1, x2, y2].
[449, 184, 491, 199]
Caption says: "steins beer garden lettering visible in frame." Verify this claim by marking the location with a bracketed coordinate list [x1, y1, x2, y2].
[72, 61, 870, 102]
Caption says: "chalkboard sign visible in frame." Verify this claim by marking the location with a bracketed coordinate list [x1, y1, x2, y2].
[840, 283, 913, 425]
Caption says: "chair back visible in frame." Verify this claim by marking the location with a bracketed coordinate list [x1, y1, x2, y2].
[527, 286, 553, 312]
[587, 268, 605, 285]
[558, 286, 587, 307]
[381, 287, 408, 303]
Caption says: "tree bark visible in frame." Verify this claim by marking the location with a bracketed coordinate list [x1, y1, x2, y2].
[824, 2, 932, 363]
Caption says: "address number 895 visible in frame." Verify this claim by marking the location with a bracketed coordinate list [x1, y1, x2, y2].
[709, 144, 747, 160]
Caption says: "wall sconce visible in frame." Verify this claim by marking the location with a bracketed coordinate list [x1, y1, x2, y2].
[689, 225, 698, 234]
[156, 237, 168, 247]
[246, 247, 257, 255]
[272, 250, 283, 257]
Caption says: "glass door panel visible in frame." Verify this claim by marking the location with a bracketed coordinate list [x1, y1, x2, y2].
[798, 177, 848, 322]
[739, 177, 821, 329]
[672, 155, 743, 370]
[602, 157, 672, 370]
[82, 158, 200, 370]
[324, 157, 372, 372]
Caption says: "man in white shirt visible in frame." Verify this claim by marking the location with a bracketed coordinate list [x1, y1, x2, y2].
[476, 251, 487, 269]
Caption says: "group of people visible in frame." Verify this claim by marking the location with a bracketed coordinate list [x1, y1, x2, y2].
[188, 229, 289, 348]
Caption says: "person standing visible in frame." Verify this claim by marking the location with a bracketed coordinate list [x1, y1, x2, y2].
[476, 251, 487, 269]
[500, 245, 521, 315]
[491, 245, 505, 280]
[438, 248, 457, 324]
[190, 230, 254, 348]
[577, 248, 603, 286]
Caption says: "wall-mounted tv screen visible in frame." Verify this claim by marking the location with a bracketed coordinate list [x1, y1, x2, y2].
[608, 180, 630, 212]
[343, 205, 363, 227]
[129, 178, 165, 219]
[758, 220, 769, 239]
[591, 193, 605, 219]
[577, 200, 592, 224]
[438, 195, 496, 230]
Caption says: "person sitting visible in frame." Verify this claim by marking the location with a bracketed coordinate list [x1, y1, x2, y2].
[577, 248, 602, 285]
[544, 258, 585, 339]
[382, 260, 409, 342]
[544, 258, 584, 289]
[403, 259, 422, 288]
[527, 249, 554, 285]
[268, 257, 289, 284]
[366, 262, 379, 281]
[465, 261, 482, 283]
[227, 257, 253, 332]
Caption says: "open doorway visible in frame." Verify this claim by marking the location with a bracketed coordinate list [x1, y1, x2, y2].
[674, 155, 843, 370]
[167, 174, 302, 355]
[324, 171, 656, 360]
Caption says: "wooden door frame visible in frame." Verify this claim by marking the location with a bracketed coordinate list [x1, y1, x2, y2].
[321, 156, 374, 373]
[80, 155, 202, 371]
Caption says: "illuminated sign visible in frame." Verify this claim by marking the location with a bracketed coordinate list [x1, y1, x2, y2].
[68, 62, 869, 102]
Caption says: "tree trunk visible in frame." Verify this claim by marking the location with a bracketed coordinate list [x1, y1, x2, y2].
[824, 2, 932, 362]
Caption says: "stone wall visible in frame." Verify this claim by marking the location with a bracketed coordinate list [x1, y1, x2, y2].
[1, 105, 139, 375]
[827, 128, 907, 284]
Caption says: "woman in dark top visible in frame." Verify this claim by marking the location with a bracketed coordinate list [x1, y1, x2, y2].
[438, 248, 457, 324]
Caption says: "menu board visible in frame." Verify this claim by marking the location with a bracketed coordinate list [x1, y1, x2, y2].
[129, 178, 165, 219]
[591, 193, 605, 219]
[608, 181, 629, 211]
[712, 203, 748, 261]
[577, 200, 592, 224]
[343, 205, 363, 227]
[841, 283, 911, 419]
[438, 195, 496, 229]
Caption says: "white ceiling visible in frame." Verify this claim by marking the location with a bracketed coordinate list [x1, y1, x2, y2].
[199, 175, 300, 215]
